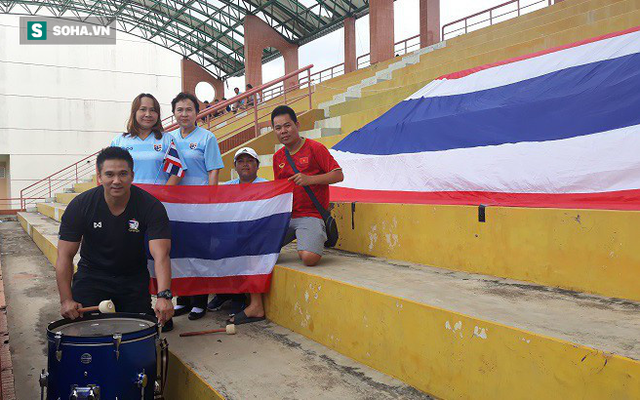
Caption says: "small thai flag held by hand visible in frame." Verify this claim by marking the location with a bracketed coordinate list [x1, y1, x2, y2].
[163, 139, 185, 177]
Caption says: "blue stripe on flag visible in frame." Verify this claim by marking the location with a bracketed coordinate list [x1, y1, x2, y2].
[168, 212, 291, 260]
[333, 53, 640, 155]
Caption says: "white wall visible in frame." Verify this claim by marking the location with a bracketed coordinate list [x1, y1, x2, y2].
[0, 15, 182, 200]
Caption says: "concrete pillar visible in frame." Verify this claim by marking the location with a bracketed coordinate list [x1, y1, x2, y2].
[243, 15, 300, 90]
[369, 0, 395, 64]
[420, 0, 440, 47]
[181, 58, 225, 103]
[344, 17, 357, 73]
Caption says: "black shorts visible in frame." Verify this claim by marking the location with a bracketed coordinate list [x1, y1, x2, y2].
[72, 268, 153, 315]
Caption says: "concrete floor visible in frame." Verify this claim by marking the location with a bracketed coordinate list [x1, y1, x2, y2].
[0, 219, 431, 400]
[0, 219, 59, 400]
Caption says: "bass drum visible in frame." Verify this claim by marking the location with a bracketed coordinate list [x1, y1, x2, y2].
[41, 313, 168, 400]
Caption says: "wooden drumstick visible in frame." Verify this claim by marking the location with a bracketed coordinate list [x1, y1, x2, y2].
[179, 324, 236, 337]
[78, 299, 116, 314]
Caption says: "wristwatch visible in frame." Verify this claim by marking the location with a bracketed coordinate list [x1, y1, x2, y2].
[157, 289, 173, 300]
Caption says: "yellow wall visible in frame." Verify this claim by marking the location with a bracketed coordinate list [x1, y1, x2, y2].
[265, 265, 640, 400]
[330, 202, 640, 302]
[164, 352, 225, 400]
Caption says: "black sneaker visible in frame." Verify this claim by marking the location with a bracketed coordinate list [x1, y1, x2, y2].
[207, 294, 231, 311]
[188, 308, 206, 320]
[161, 318, 174, 333]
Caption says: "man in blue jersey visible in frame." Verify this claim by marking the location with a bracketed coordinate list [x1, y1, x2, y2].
[208, 147, 268, 324]
[169, 92, 224, 320]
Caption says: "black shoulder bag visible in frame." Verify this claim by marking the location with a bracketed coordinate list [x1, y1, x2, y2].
[284, 149, 339, 248]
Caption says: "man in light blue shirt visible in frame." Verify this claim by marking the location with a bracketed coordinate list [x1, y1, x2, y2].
[208, 147, 269, 325]
[168, 126, 224, 186]
[224, 147, 268, 185]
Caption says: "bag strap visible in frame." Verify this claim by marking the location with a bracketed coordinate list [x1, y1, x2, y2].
[284, 148, 331, 221]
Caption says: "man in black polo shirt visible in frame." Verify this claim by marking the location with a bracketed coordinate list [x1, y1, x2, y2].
[55, 146, 174, 329]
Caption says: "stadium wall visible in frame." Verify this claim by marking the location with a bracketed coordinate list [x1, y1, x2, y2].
[0, 15, 181, 202]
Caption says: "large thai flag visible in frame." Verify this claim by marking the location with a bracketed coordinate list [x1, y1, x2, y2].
[142, 181, 293, 295]
[330, 26, 640, 210]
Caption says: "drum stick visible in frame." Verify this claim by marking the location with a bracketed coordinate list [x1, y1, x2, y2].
[179, 324, 236, 337]
[78, 299, 116, 314]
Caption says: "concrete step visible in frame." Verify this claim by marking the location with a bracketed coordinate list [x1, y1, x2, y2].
[16, 212, 431, 400]
[257, 154, 273, 167]
[55, 192, 78, 205]
[314, 116, 341, 129]
[269, 246, 640, 399]
[36, 202, 66, 222]
[73, 181, 95, 193]
[318, 46, 439, 114]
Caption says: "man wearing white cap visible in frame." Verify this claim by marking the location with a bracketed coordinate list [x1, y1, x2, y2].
[207, 147, 268, 324]
[225, 147, 268, 185]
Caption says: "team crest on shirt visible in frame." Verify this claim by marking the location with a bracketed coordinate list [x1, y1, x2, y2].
[128, 219, 140, 233]
[278, 163, 285, 169]
[189, 142, 198, 150]
[299, 157, 309, 165]
[153, 144, 163, 152]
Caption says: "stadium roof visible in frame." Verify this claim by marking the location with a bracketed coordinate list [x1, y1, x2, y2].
[1, 0, 371, 79]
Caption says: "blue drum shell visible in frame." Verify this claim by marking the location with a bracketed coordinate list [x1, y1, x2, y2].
[46, 313, 159, 400]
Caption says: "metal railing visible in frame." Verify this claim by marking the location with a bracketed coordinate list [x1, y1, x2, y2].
[442, 0, 554, 40]
[7, 65, 315, 211]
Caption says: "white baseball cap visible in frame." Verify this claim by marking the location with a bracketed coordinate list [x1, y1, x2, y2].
[234, 147, 260, 163]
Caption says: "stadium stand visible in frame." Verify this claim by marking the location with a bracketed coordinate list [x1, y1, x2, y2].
[12, 0, 640, 398]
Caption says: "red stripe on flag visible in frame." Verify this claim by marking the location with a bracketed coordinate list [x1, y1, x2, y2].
[165, 158, 182, 167]
[436, 25, 640, 81]
[330, 188, 640, 211]
[150, 274, 272, 295]
[138, 180, 294, 204]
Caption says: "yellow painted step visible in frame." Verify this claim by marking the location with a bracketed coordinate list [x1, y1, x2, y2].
[74, 181, 95, 193]
[36, 202, 66, 222]
[55, 192, 78, 205]
[267, 247, 640, 400]
[331, 202, 640, 302]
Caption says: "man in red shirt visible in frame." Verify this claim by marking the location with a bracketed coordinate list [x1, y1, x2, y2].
[271, 105, 344, 266]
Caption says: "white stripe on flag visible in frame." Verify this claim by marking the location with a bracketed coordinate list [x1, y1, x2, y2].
[166, 154, 182, 164]
[148, 254, 279, 278]
[162, 192, 293, 223]
[332, 124, 640, 194]
[408, 29, 640, 100]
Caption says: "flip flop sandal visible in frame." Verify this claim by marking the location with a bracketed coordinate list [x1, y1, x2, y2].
[227, 310, 266, 325]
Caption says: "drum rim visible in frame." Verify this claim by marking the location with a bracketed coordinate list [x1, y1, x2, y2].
[47, 312, 158, 341]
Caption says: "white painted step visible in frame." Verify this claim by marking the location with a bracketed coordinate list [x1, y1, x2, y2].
[314, 116, 341, 129]
[318, 41, 447, 114]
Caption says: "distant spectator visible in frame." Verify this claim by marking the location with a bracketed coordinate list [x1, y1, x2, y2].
[213, 99, 223, 118]
[201, 100, 211, 123]
[221, 97, 231, 114]
[232, 87, 244, 113]
[245, 84, 260, 108]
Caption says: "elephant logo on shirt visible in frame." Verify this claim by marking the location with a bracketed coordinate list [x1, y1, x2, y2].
[128, 219, 140, 233]
[154, 144, 163, 152]
[189, 142, 198, 150]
